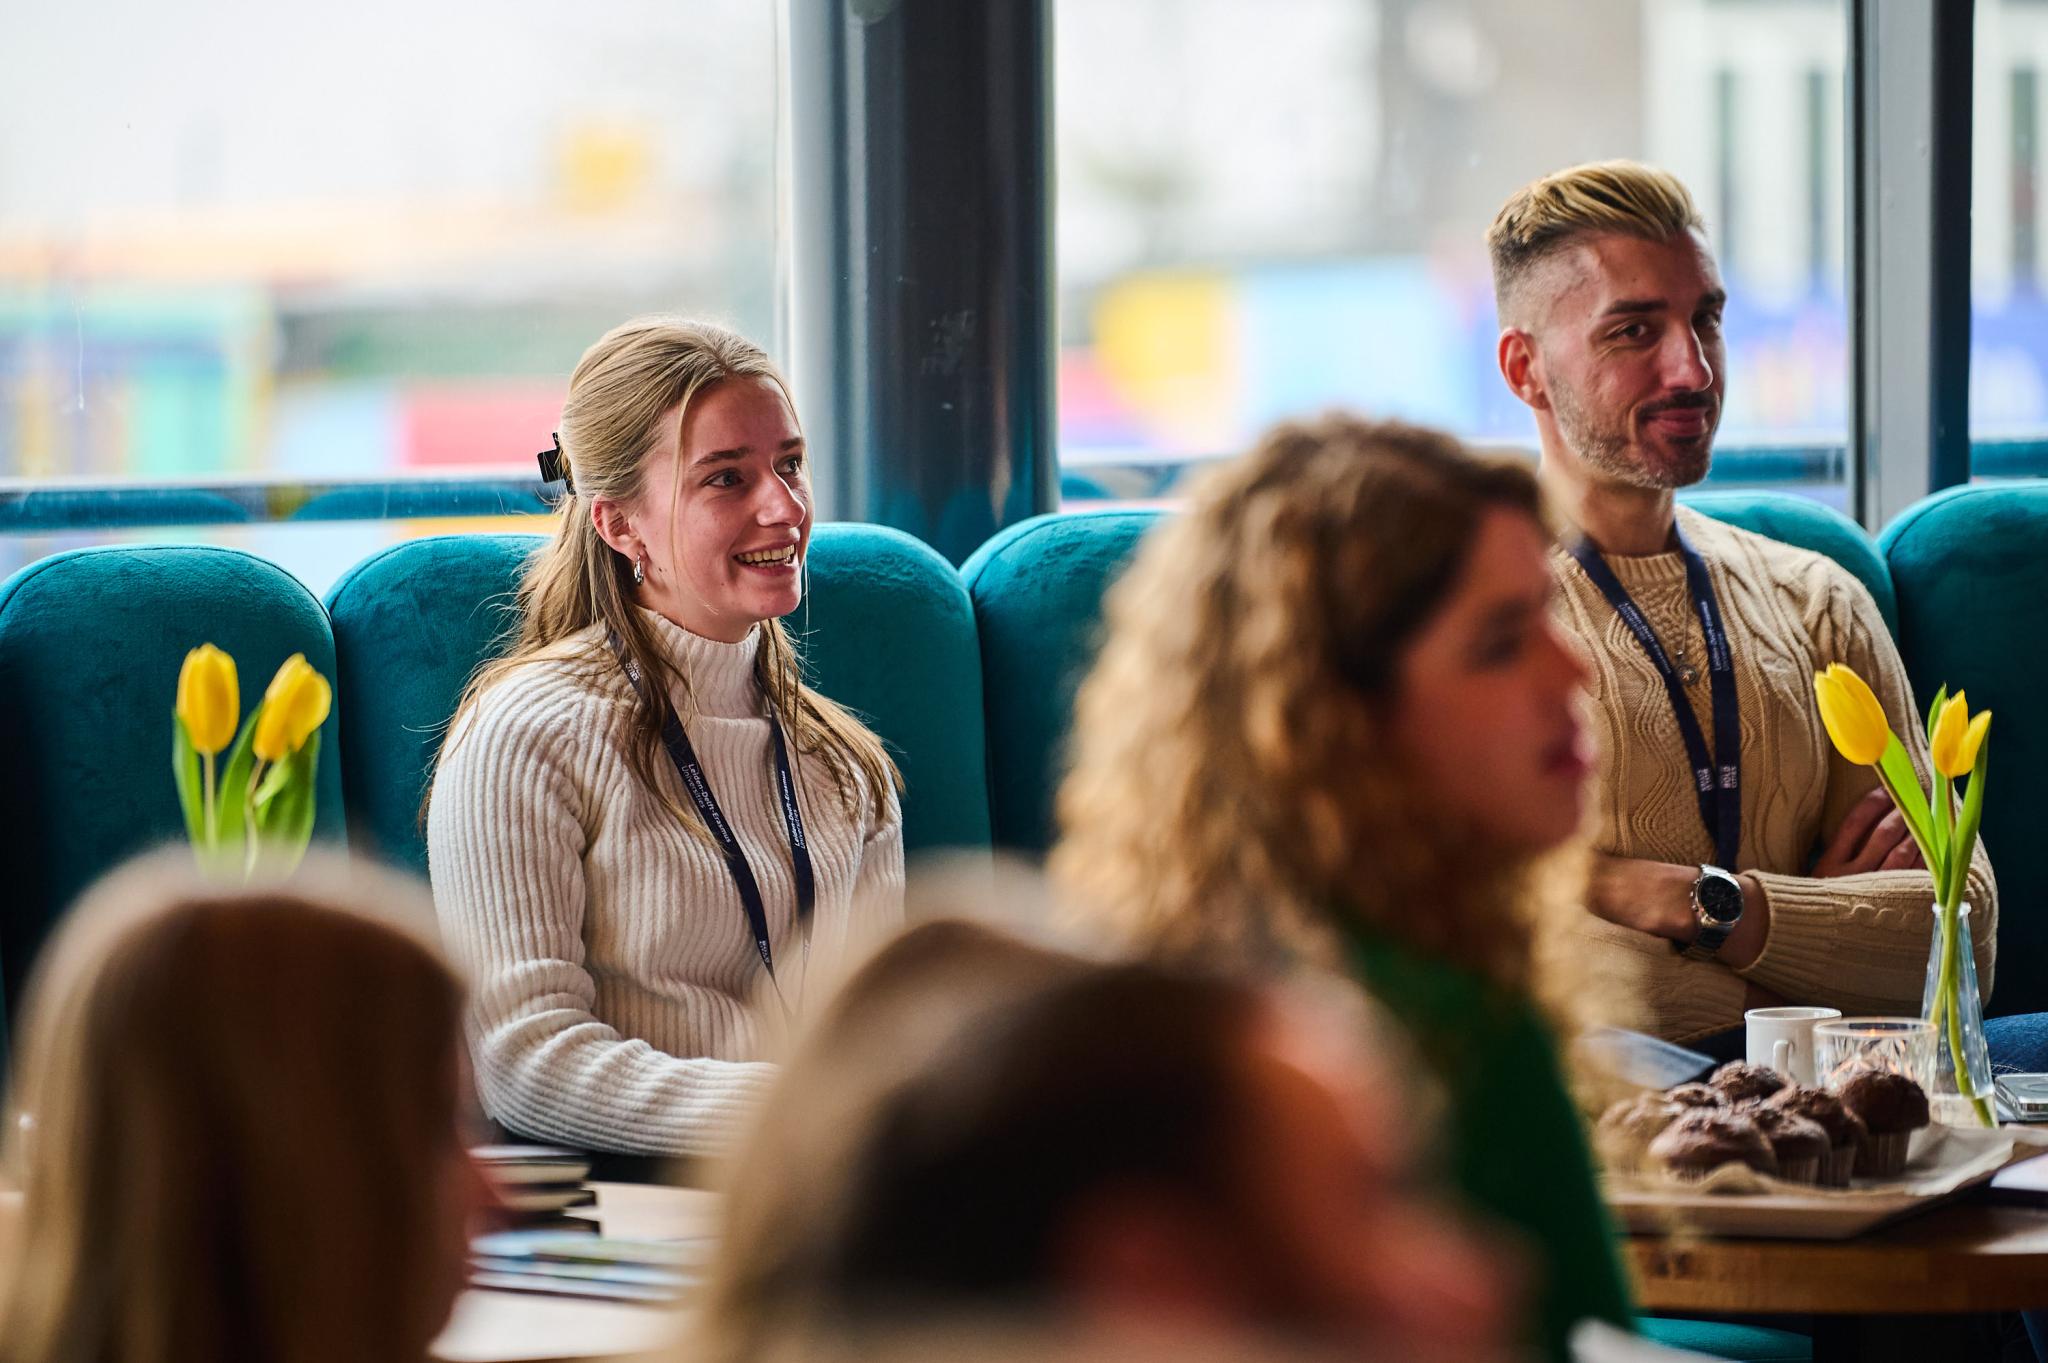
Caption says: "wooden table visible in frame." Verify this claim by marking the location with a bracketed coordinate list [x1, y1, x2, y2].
[1626, 1199, 2048, 1315]
[433, 1183, 714, 1363]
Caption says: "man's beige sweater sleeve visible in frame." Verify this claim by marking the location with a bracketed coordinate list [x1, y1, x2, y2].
[1738, 568, 1997, 1013]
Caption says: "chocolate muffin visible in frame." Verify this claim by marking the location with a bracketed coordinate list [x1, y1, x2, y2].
[1837, 1070, 1931, 1177]
[1747, 1106, 1830, 1184]
[1710, 1061, 1792, 1105]
[1648, 1109, 1779, 1181]
[1666, 1082, 1727, 1109]
[1596, 1095, 1684, 1174]
[1766, 1085, 1869, 1186]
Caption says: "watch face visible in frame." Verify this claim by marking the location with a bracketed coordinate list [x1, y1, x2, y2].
[1698, 872, 1745, 924]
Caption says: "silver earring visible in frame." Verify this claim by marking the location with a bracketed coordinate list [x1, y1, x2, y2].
[632, 556, 646, 586]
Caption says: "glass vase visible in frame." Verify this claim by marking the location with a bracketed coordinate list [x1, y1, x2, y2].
[1920, 901, 1997, 1126]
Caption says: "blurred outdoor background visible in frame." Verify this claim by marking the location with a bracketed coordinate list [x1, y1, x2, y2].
[5, 0, 2044, 589]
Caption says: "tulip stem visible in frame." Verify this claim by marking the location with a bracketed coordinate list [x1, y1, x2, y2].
[1935, 896, 1995, 1127]
[202, 753, 217, 847]
[243, 758, 265, 880]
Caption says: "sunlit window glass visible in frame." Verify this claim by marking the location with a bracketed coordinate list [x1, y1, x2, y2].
[1, 0, 778, 589]
[1972, 0, 2048, 481]
[1056, 0, 1850, 508]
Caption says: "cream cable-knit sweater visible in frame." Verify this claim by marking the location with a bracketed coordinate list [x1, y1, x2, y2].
[427, 612, 904, 1155]
[1556, 506, 1996, 1044]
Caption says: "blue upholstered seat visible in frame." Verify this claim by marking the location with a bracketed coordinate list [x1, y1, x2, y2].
[0, 545, 344, 1026]
[324, 523, 991, 874]
[1883, 484, 2048, 1015]
[960, 494, 1896, 857]
[1680, 489, 1898, 634]
[961, 509, 1160, 853]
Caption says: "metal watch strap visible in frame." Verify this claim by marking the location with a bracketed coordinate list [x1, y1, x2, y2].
[1681, 917, 1733, 962]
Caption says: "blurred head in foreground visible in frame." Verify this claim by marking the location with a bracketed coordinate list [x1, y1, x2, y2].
[1054, 415, 1593, 995]
[0, 851, 481, 1363]
[698, 922, 1515, 1363]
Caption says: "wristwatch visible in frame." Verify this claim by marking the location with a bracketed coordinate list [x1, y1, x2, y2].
[1679, 864, 1746, 961]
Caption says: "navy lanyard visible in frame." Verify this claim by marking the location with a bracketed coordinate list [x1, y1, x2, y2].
[1567, 526, 1742, 869]
[611, 638, 817, 994]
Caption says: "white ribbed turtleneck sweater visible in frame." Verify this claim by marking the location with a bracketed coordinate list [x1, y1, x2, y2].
[427, 612, 904, 1156]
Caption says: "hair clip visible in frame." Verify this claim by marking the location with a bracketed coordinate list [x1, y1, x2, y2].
[536, 433, 574, 493]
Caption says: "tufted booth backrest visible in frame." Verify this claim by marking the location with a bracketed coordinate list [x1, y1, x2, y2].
[325, 524, 991, 874]
[39, 489, 2048, 1033]
[1679, 490, 1898, 634]
[1882, 484, 2048, 1015]
[324, 534, 537, 873]
[961, 510, 1162, 853]
[960, 494, 1897, 857]
[0, 545, 345, 1027]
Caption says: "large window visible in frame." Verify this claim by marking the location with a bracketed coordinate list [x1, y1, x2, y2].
[1973, 0, 2048, 480]
[1, 0, 779, 588]
[1055, 0, 1850, 507]
[4, 0, 2024, 581]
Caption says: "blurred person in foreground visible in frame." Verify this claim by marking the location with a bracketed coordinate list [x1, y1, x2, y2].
[1051, 416, 1630, 1361]
[696, 918, 1521, 1363]
[0, 850, 485, 1363]
[1487, 160, 1998, 1050]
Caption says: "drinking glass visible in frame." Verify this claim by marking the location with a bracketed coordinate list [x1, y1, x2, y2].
[1813, 1016, 1937, 1091]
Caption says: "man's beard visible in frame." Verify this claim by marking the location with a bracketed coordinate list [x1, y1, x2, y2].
[1551, 375, 1716, 490]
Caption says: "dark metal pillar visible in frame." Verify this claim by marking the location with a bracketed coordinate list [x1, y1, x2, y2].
[789, 0, 1057, 565]
[1848, 0, 1974, 529]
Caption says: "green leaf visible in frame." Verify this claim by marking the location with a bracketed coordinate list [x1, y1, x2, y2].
[1926, 684, 1950, 745]
[1931, 769, 1953, 878]
[213, 710, 261, 868]
[1947, 738, 1989, 910]
[252, 748, 296, 808]
[1875, 733, 1939, 869]
[251, 733, 319, 877]
[171, 715, 205, 846]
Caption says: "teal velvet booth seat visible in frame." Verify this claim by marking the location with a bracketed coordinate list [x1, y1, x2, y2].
[962, 509, 1160, 853]
[325, 523, 992, 873]
[960, 494, 1893, 858]
[1679, 490, 1898, 634]
[0, 545, 345, 1031]
[1883, 484, 2048, 1016]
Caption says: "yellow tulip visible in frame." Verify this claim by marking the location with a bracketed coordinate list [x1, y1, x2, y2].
[1932, 693, 1992, 779]
[1814, 662, 1890, 767]
[175, 644, 240, 756]
[252, 653, 332, 761]
[1930, 692, 1967, 777]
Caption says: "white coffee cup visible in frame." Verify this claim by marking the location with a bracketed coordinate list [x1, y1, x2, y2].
[1744, 1006, 1843, 1084]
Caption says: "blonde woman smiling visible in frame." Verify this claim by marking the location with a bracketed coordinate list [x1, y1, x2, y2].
[430, 318, 903, 1159]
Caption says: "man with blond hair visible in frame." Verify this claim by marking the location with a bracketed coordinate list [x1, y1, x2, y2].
[1486, 161, 1998, 1049]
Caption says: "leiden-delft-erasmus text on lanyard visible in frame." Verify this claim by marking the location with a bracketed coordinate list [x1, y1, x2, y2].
[611, 635, 816, 1017]
[1567, 526, 1741, 870]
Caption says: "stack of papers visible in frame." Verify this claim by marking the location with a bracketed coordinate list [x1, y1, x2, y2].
[472, 1145, 595, 1217]
[468, 1229, 712, 1304]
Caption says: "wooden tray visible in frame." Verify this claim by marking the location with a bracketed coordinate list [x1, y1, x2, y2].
[1606, 1125, 2048, 1239]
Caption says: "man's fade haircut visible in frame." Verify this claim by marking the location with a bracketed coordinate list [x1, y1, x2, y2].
[1486, 160, 1705, 323]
